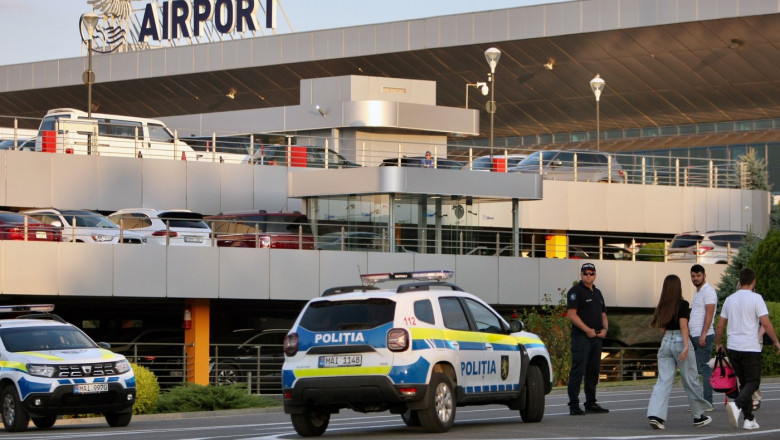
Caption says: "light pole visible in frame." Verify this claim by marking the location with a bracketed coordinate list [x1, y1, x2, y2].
[82, 12, 99, 155]
[484, 47, 501, 162]
[590, 74, 605, 151]
[465, 82, 488, 109]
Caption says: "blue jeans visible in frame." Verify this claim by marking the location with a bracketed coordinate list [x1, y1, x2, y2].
[647, 330, 711, 421]
[690, 334, 714, 404]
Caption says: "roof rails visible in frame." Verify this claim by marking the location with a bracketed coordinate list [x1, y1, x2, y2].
[16, 313, 68, 324]
[360, 270, 453, 287]
[396, 282, 463, 293]
[321, 285, 379, 297]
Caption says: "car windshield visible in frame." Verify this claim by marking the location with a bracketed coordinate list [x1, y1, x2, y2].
[300, 299, 396, 331]
[0, 326, 97, 352]
[670, 234, 704, 248]
[516, 151, 557, 168]
[61, 210, 118, 229]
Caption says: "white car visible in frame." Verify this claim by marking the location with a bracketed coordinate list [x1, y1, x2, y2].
[464, 154, 528, 172]
[24, 208, 146, 244]
[0, 304, 135, 432]
[107, 208, 212, 246]
[667, 231, 747, 264]
[282, 270, 552, 436]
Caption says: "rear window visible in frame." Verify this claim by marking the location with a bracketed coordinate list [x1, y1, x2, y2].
[710, 234, 745, 248]
[158, 212, 209, 229]
[299, 299, 395, 332]
[670, 234, 704, 248]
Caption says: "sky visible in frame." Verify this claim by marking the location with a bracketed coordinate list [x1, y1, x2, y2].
[0, 0, 563, 66]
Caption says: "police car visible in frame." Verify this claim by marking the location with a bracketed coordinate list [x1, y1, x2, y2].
[0, 305, 136, 432]
[282, 271, 553, 437]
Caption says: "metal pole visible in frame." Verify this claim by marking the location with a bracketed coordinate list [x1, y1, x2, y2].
[596, 99, 600, 151]
[489, 72, 495, 162]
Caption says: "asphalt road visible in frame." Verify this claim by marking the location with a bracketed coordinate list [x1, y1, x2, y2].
[5, 379, 780, 439]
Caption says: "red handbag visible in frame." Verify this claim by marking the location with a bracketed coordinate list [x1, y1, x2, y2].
[709, 349, 738, 398]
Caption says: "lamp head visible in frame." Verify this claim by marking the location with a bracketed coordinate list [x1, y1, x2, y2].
[484, 47, 501, 73]
[82, 12, 99, 38]
[315, 105, 327, 117]
[479, 83, 489, 96]
[590, 74, 605, 101]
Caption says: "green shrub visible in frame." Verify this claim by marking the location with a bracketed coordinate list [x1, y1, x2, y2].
[131, 363, 159, 414]
[748, 230, 780, 302]
[762, 302, 780, 376]
[516, 289, 571, 386]
[157, 383, 277, 413]
[636, 242, 665, 262]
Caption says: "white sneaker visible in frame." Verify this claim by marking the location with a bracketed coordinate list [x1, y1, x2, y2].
[726, 402, 742, 428]
[743, 418, 759, 430]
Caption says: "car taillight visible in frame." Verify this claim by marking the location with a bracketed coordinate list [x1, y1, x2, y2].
[387, 328, 409, 352]
[258, 236, 271, 248]
[4, 227, 25, 240]
[697, 246, 713, 255]
[283, 332, 299, 356]
[152, 230, 179, 237]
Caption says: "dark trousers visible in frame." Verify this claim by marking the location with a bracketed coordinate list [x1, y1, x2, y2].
[568, 333, 602, 407]
[728, 349, 762, 421]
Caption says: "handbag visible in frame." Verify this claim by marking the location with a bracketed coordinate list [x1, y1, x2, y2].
[709, 349, 738, 398]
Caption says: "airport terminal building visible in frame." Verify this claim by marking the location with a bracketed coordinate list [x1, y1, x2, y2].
[0, 0, 777, 384]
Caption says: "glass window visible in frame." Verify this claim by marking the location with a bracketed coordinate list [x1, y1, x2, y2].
[716, 122, 734, 133]
[537, 134, 552, 145]
[660, 126, 678, 136]
[641, 127, 659, 137]
[299, 299, 396, 331]
[753, 119, 772, 130]
[414, 300, 435, 325]
[0, 326, 97, 352]
[439, 297, 470, 331]
[697, 123, 714, 134]
[678, 125, 695, 135]
[463, 298, 503, 334]
[605, 129, 622, 140]
[571, 132, 587, 142]
[624, 128, 640, 138]
[553, 132, 571, 143]
[148, 124, 174, 142]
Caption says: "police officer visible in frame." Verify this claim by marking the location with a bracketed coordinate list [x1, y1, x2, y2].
[567, 262, 609, 415]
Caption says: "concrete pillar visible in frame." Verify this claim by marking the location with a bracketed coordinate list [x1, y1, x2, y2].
[185, 299, 210, 385]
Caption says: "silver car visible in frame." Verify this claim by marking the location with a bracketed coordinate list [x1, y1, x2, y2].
[667, 231, 747, 264]
[24, 208, 146, 244]
[508, 149, 626, 182]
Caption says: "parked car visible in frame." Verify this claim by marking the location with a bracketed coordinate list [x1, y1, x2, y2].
[0, 211, 62, 242]
[205, 211, 315, 249]
[107, 208, 211, 246]
[0, 138, 34, 151]
[508, 149, 626, 182]
[110, 328, 185, 385]
[210, 328, 287, 393]
[24, 208, 146, 244]
[464, 154, 528, 171]
[257, 144, 360, 168]
[667, 231, 747, 264]
[380, 156, 464, 170]
[317, 231, 412, 252]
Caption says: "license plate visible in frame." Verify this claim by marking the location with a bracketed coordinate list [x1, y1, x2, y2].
[318, 355, 362, 368]
[36, 231, 47, 239]
[74, 383, 109, 394]
[184, 236, 203, 243]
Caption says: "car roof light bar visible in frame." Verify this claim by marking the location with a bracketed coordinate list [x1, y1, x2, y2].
[360, 270, 453, 287]
[0, 304, 55, 314]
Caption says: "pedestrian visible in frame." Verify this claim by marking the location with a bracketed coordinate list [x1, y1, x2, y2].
[646, 274, 713, 429]
[421, 151, 433, 168]
[715, 268, 780, 430]
[566, 262, 609, 415]
[688, 264, 716, 407]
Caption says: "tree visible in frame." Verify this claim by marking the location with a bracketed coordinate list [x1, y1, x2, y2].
[747, 230, 780, 302]
[736, 148, 771, 191]
[771, 201, 780, 232]
[716, 233, 760, 302]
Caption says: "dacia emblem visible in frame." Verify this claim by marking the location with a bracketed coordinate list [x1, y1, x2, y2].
[500, 355, 509, 380]
[82, 365, 92, 375]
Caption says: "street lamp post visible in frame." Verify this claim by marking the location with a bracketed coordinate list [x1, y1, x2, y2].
[484, 47, 501, 162]
[82, 12, 99, 154]
[590, 74, 605, 151]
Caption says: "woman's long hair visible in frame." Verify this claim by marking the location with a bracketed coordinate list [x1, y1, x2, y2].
[650, 274, 683, 329]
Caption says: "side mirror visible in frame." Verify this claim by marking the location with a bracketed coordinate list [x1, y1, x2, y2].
[550, 160, 563, 168]
[97, 341, 111, 349]
[509, 319, 524, 333]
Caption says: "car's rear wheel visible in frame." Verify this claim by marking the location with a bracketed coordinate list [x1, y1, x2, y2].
[216, 365, 241, 386]
[401, 409, 421, 427]
[1, 386, 30, 432]
[104, 411, 132, 427]
[290, 410, 330, 437]
[418, 372, 455, 432]
[519, 365, 545, 422]
[32, 415, 57, 429]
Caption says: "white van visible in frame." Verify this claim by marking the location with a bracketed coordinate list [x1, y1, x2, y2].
[35, 108, 196, 160]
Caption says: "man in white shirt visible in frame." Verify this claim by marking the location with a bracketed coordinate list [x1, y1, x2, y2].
[715, 268, 780, 430]
[688, 264, 716, 406]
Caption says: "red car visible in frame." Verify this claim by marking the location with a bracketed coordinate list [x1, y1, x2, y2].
[205, 211, 314, 249]
[0, 211, 62, 242]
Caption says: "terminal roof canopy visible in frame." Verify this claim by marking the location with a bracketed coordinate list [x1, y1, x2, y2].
[1, 2, 778, 142]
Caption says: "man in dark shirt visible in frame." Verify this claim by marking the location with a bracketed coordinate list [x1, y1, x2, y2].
[567, 262, 609, 415]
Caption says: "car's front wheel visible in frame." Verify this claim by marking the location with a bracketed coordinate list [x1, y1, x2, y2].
[1, 386, 30, 432]
[418, 372, 456, 432]
[104, 411, 132, 427]
[290, 410, 330, 437]
[519, 364, 545, 422]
